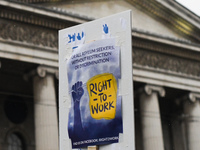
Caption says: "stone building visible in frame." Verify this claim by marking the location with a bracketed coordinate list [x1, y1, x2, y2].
[0, 0, 200, 150]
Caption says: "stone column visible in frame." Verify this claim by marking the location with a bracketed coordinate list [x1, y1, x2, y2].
[139, 85, 165, 150]
[33, 66, 59, 150]
[183, 93, 200, 150]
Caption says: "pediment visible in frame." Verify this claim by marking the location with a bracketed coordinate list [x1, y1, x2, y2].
[36, 0, 200, 44]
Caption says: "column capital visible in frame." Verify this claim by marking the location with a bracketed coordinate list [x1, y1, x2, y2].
[177, 92, 200, 104]
[188, 92, 200, 103]
[136, 84, 165, 97]
[24, 65, 58, 81]
[144, 85, 165, 97]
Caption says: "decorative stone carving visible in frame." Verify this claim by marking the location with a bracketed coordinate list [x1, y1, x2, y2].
[135, 84, 165, 98]
[176, 93, 200, 107]
[0, 21, 58, 48]
[132, 38, 200, 62]
[23, 66, 58, 81]
[188, 93, 200, 103]
[37, 66, 46, 78]
[144, 84, 165, 97]
[133, 48, 200, 77]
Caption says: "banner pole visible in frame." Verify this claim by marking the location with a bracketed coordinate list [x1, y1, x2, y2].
[88, 146, 99, 150]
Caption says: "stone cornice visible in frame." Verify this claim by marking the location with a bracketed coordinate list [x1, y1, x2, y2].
[132, 32, 200, 62]
[0, 0, 86, 29]
[159, 0, 200, 28]
[127, 0, 200, 43]
[132, 30, 200, 51]
[0, 6, 67, 29]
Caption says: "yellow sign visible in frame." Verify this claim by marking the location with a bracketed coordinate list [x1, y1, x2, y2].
[87, 73, 117, 120]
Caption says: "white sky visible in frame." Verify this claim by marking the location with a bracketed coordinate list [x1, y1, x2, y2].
[176, 0, 200, 16]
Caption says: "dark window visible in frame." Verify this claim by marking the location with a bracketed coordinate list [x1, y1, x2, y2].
[4, 96, 28, 124]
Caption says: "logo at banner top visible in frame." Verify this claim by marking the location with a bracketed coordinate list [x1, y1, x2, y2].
[87, 73, 117, 120]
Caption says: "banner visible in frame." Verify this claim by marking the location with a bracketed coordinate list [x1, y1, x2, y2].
[67, 38, 122, 148]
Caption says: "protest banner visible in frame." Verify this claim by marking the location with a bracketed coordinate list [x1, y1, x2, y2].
[59, 10, 134, 150]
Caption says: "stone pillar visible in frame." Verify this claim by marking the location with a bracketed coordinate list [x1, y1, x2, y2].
[33, 66, 59, 150]
[183, 93, 200, 150]
[139, 85, 165, 150]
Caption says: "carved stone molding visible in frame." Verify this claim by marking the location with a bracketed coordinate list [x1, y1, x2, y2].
[178, 92, 200, 122]
[144, 84, 165, 97]
[37, 66, 47, 78]
[0, 6, 69, 29]
[188, 93, 200, 103]
[136, 84, 165, 97]
[0, 20, 58, 48]
[133, 48, 200, 77]
[24, 65, 58, 81]
[128, 0, 200, 42]
[176, 92, 200, 106]
[132, 38, 200, 62]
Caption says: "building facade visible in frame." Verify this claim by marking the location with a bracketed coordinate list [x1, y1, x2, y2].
[0, 0, 200, 150]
